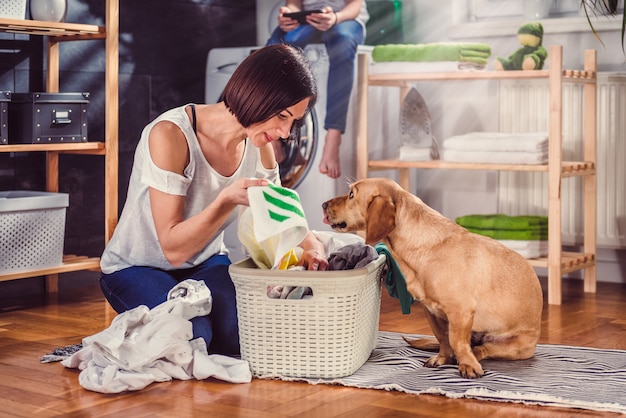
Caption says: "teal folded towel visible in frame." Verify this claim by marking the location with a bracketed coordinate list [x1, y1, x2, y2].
[372, 43, 492, 65]
[455, 214, 548, 231]
[376, 243, 414, 314]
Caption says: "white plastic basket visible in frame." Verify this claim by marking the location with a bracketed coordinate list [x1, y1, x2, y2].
[230, 254, 386, 379]
[0, 0, 27, 19]
[0, 191, 68, 273]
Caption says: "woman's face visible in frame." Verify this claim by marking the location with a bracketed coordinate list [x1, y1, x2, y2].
[247, 98, 310, 147]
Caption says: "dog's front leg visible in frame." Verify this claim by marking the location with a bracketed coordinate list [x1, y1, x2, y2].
[421, 306, 455, 368]
[447, 311, 484, 379]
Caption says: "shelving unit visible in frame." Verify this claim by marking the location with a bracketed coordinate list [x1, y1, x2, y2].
[0, 0, 118, 293]
[355, 45, 597, 305]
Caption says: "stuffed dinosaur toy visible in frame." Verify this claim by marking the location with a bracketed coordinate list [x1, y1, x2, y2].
[494, 22, 548, 71]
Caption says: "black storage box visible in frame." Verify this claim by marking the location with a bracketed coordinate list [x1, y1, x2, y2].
[8, 92, 89, 144]
[0, 91, 9, 145]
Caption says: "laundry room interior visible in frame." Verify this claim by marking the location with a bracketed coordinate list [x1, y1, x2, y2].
[1, 0, 625, 305]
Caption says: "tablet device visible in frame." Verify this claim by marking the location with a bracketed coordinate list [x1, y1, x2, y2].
[283, 10, 323, 25]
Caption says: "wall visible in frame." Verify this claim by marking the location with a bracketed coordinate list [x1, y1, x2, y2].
[397, 0, 626, 283]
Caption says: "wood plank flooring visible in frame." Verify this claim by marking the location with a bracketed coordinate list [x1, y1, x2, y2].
[0, 274, 625, 417]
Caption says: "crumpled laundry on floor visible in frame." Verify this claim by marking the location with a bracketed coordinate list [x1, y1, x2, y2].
[61, 279, 251, 393]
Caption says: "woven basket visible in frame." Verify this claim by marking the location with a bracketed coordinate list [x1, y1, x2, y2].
[230, 254, 386, 379]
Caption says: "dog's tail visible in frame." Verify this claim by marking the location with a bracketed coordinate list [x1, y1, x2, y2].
[402, 335, 440, 352]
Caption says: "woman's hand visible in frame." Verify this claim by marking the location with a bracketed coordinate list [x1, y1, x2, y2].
[219, 177, 270, 208]
[297, 230, 329, 271]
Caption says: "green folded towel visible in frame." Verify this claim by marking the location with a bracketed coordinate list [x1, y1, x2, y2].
[465, 227, 548, 241]
[376, 243, 414, 315]
[372, 43, 492, 65]
[456, 214, 548, 231]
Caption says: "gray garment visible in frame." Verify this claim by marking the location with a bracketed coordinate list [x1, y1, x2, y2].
[100, 104, 280, 274]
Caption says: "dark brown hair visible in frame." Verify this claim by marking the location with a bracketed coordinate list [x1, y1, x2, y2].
[222, 44, 317, 128]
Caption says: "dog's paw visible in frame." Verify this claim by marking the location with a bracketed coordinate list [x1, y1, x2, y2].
[423, 355, 450, 368]
[458, 363, 484, 379]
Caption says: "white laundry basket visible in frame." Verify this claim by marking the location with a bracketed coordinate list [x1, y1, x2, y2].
[0, 191, 68, 273]
[230, 254, 386, 379]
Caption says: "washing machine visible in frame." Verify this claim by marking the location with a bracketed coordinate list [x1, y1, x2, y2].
[206, 0, 404, 260]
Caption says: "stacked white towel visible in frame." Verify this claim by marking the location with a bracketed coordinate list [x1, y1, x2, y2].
[442, 132, 549, 164]
[498, 239, 549, 259]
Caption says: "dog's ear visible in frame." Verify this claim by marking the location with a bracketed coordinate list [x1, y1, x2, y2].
[365, 195, 396, 244]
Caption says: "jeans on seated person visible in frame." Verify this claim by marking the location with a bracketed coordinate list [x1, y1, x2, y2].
[267, 20, 364, 133]
[99, 253, 240, 356]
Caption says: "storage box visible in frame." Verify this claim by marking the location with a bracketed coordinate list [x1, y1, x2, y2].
[0, 0, 27, 19]
[0, 92, 9, 145]
[8, 92, 89, 144]
[229, 254, 386, 379]
[0, 191, 68, 274]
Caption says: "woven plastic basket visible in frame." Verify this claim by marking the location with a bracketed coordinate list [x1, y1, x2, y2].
[230, 254, 386, 379]
[0, 191, 68, 273]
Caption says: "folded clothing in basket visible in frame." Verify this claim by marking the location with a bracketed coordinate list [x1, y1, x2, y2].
[372, 43, 492, 66]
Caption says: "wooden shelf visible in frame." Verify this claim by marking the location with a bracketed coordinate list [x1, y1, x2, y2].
[367, 160, 595, 177]
[366, 69, 595, 86]
[0, 255, 101, 282]
[0, 2, 118, 294]
[356, 45, 598, 305]
[0, 142, 105, 153]
[0, 17, 105, 39]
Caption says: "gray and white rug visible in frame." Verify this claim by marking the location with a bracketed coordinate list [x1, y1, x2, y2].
[263, 331, 626, 414]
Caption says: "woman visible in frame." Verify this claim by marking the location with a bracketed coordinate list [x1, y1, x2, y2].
[267, 0, 369, 179]
[99, 44, 329, 356]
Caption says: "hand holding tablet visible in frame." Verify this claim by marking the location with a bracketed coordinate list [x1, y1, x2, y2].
[283, 9, 323, 25]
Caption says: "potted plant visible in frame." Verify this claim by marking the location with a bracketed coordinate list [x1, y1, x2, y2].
[580, 0, 625, 50]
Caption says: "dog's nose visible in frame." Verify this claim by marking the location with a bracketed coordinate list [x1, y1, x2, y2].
[322, 201, 328, 209]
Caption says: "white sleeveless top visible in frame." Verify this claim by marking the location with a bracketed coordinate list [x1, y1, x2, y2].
[100, 104, 280, 274]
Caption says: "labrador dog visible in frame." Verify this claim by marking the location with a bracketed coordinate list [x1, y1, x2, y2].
[322, 178, 543, 378]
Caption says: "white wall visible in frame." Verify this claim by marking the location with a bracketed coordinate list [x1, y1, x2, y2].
[398, 0, 626, 283]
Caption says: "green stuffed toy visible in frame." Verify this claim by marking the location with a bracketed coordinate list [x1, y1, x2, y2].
[494, 22, 548, 71]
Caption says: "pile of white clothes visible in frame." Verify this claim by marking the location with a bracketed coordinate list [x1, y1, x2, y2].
[441, 132, 549, 164]
[62, 279, 252, 393]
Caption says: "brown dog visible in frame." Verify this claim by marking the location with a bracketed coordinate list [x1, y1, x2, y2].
[322, 178, 543, 378]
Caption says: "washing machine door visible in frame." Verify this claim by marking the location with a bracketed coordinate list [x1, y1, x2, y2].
[274, 108, 318, 189]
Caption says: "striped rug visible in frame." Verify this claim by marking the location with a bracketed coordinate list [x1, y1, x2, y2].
[268, 331, 626, 414]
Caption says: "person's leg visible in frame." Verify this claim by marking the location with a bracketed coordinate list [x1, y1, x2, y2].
[184, 254, 240, 356]
[100, 257, 236, 355]
[319, 21, 364, 179]
[267, 25, 320, 47]
[99, 266, 177, 313]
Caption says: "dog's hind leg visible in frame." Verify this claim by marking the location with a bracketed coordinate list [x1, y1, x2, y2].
[472, 331, 539, 361]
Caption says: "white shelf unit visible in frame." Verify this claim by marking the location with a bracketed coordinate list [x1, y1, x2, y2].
[355, 45, 597, 305]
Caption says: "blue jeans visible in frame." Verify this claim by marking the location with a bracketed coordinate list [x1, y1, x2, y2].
[99, 254, 239, 356]
[267, 20, 364, 133]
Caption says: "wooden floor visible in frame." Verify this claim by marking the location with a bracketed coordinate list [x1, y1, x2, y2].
[1, 274, 625, 418]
